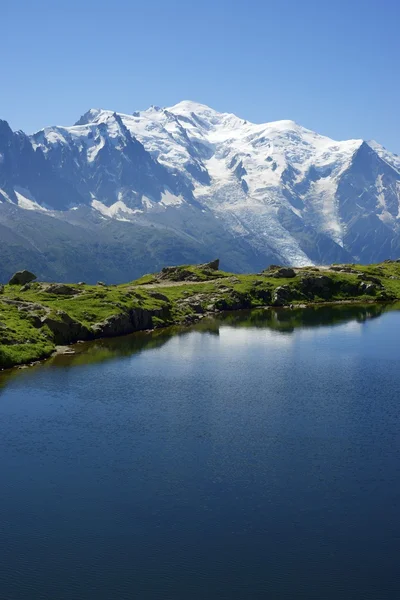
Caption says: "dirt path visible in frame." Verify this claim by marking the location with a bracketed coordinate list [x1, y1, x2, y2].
[134, 278, 226, 289]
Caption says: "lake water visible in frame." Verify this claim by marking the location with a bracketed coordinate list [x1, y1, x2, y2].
[1, 304, 400, 599]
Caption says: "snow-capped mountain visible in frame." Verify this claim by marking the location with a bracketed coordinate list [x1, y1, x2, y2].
[1, 101, 399, 282]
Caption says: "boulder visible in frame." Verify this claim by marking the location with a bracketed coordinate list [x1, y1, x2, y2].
[20, 283, 31, 292]
[9, 270, 36, 285]
[92, 313, 133, 337]
[330, 266, 359, 274]
[202, 259, 219, 271]
[41, 311, 91, 344]
[270, 267, 296, 279]
[97, 281, 106, 286]
[357, 274, 383, 287]
[272, 285, 293, 306]
[299, 275, 334, 299]
[45, 283, 77, 296]
[251, 286, 272, 304]
[92, 308, 155, 338]
[158, 266, 193, 281]
[359, 281, 377, 295]
[0, 284, 4, 294]
[148, 291, 170, 303]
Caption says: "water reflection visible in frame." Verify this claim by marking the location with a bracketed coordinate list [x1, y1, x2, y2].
[0, 302, 398, 389]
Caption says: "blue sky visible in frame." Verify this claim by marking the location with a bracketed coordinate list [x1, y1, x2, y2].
[3, 0, 399, 152]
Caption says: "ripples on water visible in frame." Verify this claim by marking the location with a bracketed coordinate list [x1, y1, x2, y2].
[1, 304, 400, 599]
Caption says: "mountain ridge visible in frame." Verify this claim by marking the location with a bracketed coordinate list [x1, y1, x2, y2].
[1, 101, 399, 282]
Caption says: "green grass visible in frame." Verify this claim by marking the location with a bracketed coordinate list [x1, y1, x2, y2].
[1, 260, 400, 369]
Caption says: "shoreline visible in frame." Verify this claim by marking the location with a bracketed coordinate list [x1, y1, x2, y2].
[2, 260, 400, 372]
[5, 297, 396, 373]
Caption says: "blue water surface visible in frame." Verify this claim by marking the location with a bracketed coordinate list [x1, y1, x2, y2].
[1, 305, 399, 599]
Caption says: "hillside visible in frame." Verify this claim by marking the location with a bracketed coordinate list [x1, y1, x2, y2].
[1, 260, 400, 370]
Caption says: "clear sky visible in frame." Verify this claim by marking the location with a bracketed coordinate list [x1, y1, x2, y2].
[3, 0, 399, 153]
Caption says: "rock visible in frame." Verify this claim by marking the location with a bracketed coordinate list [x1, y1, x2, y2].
[97, 281, 106, 286]
[92, 313, 133, 337]
[0, 285, 4, 294]
[27, 314, 42, 328]
[148, 291, 170, 302]
[251, 286, 272, 304]
[214, 290, 251, 311]
[356, 274, 383, 287]
[20, 283, 31, 292]
[158, 266, 193, 281]
[270, 267, 296, 278]
[78, 282, 86, 286]
[339, 281, 360, 296]
[359, 281, 377, 295]
[330, 266, 359, 274]
[202, 259, 219, 271]
[177, 298, 204, 313]
[45, 283, 77, 295]
[272, 285, 293, 306]
[92, 308, 155, 338]
[9, 270, 36, 285]
[41, 311, 91, 344]
[299, 275, 334, 299]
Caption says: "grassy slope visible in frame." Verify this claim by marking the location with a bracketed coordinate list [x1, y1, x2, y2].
[1, 261, 400, 369]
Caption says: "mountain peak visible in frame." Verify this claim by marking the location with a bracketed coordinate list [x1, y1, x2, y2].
[74, 108, 103, 126]
[167, 100, 219, 115]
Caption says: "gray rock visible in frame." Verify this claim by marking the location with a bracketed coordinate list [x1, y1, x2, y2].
[9, 270, 37, 285]
[203, 259, 219, 271]
[92, 308, 155, 338]
[357, 274, 383, 287]
[272, 285, 293, 306]
[45, 283, 77, 295]
[97, 281, 106, 286]
[271, 267, 296, 278]
[359, 281, 377, 295]
[148, 291, 170, 302]
[42, 311, 91, 344]
[0, 284, 4, 294]
[92, 313, 133, 337]
[20, 283, 31, 292]
[299, 275, 334, 299]
[251, 286, 272, 304]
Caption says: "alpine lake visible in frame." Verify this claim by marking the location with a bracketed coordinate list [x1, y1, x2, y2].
[1, 303, 400, 599]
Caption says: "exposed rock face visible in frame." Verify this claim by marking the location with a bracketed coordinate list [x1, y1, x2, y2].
[9, 270, 36, 285]
[45, 284, 77, 295]
[299, 275, 334, 299]
[148, 291, 170, 302]
[357, 274, 383, 287]
[202, 259, 219, 271]
[272, 286, 294, 306]
[270, 267, 297, 278]
[42, 311, 91, 344]
[214, 290, 252, 311]
[92, 307, 158, 338]
[92, 313, 134, 337]
[359, 281, 377, 295]
[158, 266, 193, 281]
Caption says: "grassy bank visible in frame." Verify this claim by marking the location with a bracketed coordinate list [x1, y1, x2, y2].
[1, 260, 400, 369]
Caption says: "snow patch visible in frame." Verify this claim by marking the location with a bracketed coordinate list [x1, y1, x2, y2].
[14, 187, 47, 211]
